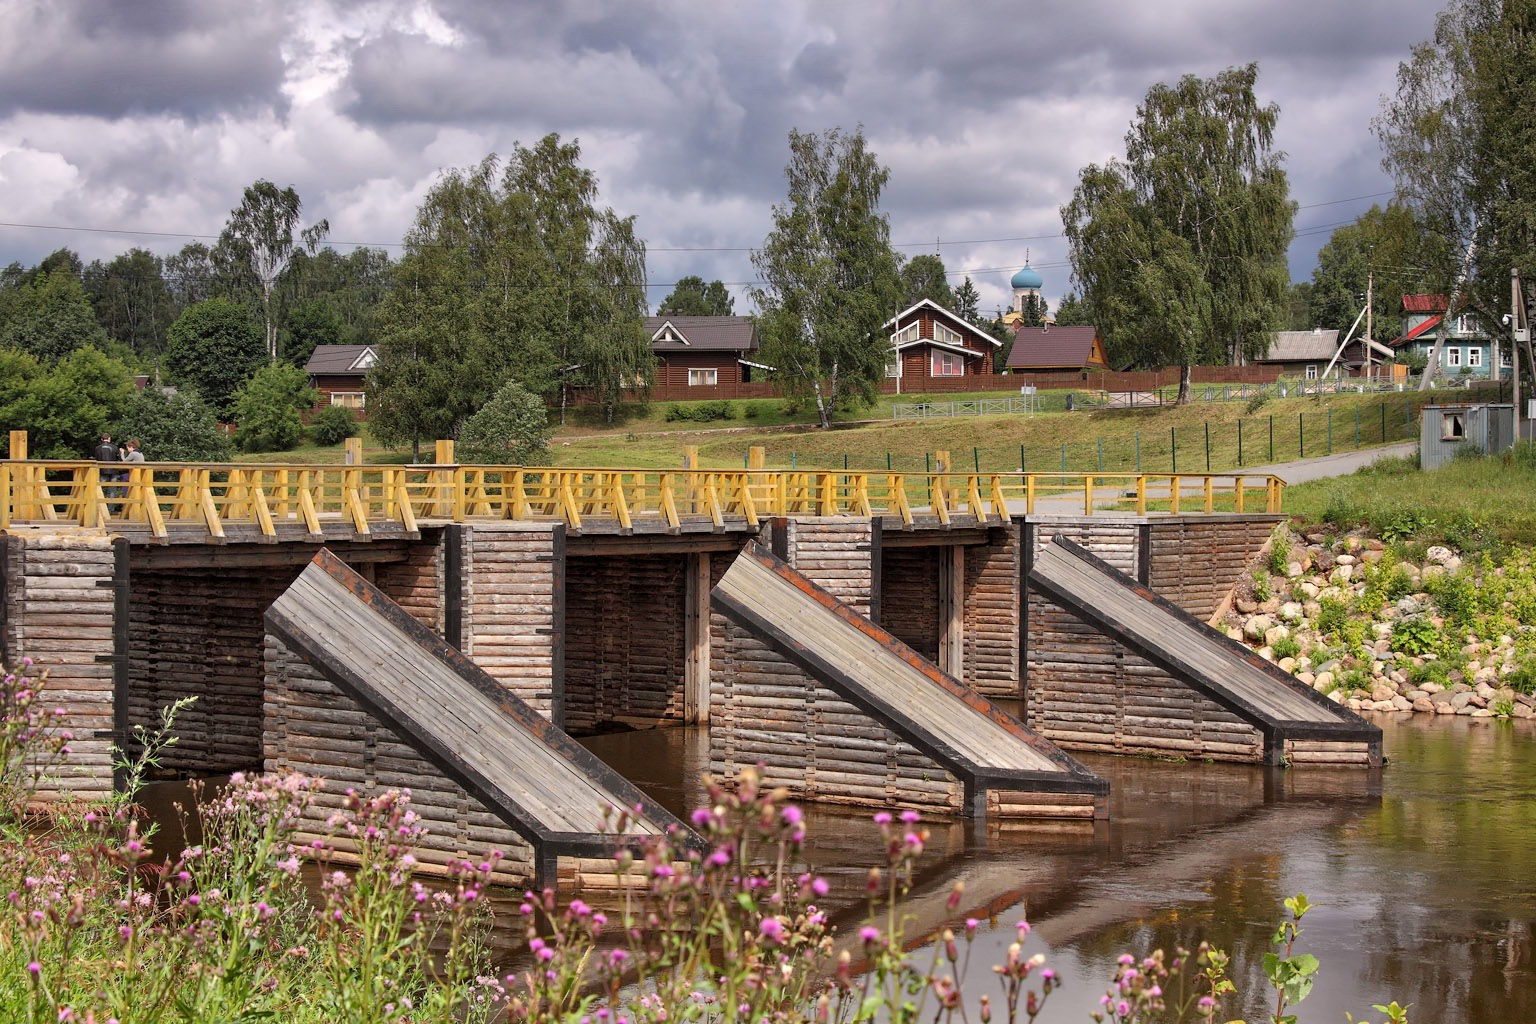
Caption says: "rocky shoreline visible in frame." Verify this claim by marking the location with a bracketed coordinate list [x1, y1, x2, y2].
[1221, 528, 1536, 720]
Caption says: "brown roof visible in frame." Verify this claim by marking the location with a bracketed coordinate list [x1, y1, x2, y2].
[1255, 330, 1340, 363]
[646, 316, 758, 353]
[305, 344, 375, 375]
[1403, 294, 1447, 312]
[1005, 326, 1100, 370]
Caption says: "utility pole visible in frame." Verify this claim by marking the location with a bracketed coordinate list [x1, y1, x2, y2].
[1365, 270, 1374, 378]
[1420, 241, 1477, 391]
[1515, 268, 1525, 439]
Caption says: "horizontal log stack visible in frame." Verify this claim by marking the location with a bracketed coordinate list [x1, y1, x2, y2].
[879, 547, 940, 663]
[961, 522, 1021, 699]
[564, 554, 688, 734]
[460, 523, 563, 720]
[1146, 516, 1283, 620]
[263, 636, 536, 887]
[2, 533, 118, 803]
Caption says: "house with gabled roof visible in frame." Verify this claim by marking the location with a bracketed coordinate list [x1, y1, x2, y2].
[1004, 325, 1110, 373]
[881, 299, 1004, 392]
[646, 315, 765, 392]
[1389, 294, 1510, 378]
[304, 344, 377, 409]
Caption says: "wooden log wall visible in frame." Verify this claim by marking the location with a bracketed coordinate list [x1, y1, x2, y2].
[263, 636, 535, 887]
[564, 554, 687, 734]
[1024, 518, 1266, 763]
[1147, 517, 1282, 620]
[709, 519, 969, 814]
[461, 523, 563, 721]
[2, 534, 118, 803]
[879, 547, 940, 662]
[373, 535, 445, 633]
[961, 523, 1021, 699]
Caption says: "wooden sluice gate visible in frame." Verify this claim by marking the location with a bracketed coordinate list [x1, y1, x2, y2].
[711, 541, 1107, 821]
[1026, 536, 1382, 766]
[263, 549, 694, 888]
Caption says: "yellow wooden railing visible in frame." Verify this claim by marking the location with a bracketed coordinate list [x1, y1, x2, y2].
[0, 460, 1284, 539]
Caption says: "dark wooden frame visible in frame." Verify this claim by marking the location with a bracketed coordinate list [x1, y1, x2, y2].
[264, 549, 699, 888]
[712, 542, 1107, 819]
[1028, 536, 1383, 765]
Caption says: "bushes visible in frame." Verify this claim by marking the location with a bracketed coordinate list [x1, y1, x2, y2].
[458, 380, 550, 465]
[111, 388, 232, 462]
[664, 400, 734, 423]
[232, 362, 317, 453]
[1390, 617, 1440, 657]
[309, 404, 357, 447]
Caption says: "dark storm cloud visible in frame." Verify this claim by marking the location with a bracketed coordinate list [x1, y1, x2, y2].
[0, 0, 287, 119]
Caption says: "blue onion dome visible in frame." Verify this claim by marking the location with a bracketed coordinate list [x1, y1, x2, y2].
[1011, 264, 1043, 289]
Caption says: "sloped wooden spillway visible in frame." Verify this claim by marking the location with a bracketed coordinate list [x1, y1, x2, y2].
[711, 542, 1108, 820]
[1026, 536, 1383, 767]
[264, 549, 694, 887]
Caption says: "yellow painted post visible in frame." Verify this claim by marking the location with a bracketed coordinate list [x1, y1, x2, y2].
[1136, 476, 1147, 515]
[1083, 474, 1093, 515]
[344, 436, 363, 466]
[1235, 477, 1246, 514]
[1026, 475, 1037, 515]
[682, 445, 700, 516]
[1170, 476, 1181, 516]
[0, 464, 8, 529]
[8, 430, 26, 460]
[747, 446, 765, 469]
[8, 431, 28, 520]
[934, 450, 951, 510]
[81, 465, 101, 528]
[1203, 476, 1214, 513]
[297, 470, 321, 535]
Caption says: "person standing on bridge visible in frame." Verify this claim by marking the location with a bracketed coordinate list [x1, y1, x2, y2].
[93, 432, 125, 514]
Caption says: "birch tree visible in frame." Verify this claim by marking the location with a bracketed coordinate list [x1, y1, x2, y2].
[219, 180, 329, 361]
[752, 128, 903, 429]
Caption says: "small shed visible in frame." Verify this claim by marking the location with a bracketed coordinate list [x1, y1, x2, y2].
[1419, 403, 1515, 469]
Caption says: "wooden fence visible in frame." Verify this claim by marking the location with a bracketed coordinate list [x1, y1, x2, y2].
[0, 459, 1283, 539]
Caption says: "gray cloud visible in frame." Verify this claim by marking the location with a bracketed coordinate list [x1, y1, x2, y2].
[0, 0, 1446, 314]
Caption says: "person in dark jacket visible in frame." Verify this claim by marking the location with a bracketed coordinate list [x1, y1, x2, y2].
[94, 432, 124, 512]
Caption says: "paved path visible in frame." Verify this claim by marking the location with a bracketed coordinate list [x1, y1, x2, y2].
[1229, 441, 1416, 485]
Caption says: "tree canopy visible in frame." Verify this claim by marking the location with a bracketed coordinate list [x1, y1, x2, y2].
[111, 387, 232, 462]
[1375, 0, 1536, 361]
[164, 299, 265, 419]
[752, 127, 904, 429]
[658, 276, 735, 316]
[0, 270, 112, 362]
[0, 347, 136, 458]
[899, 254, 956, 310]
[1062, 63, 1294, 400]
[368, 135, 652, 451]
[219, 180, 330, 361]
[458, 380, 552, 465]
[83, 249, 176, 361]
[231, 361, 317, 453]
[1307, 203, 1439, 339]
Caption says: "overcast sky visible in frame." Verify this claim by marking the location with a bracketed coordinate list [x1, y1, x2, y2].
[0, 0, 1445, 315]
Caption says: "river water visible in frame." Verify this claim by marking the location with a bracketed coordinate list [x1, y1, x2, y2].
[582, 714, 1536, 1024]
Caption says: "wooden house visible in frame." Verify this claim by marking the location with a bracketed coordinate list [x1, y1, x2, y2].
[1389, 294, 1510, 378]
[1004, 325, 1110, 373]
[881, 299, 1004, 392]
[646, 316, 765, 393]
[304, 344, 376, 409]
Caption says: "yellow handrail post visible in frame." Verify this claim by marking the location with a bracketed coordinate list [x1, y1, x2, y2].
[610, 474, 633, 531]
[1234, 476, 1246, 514]
[1083, 474, 1093, 515]
[80, 465, 100, 528]
[1136, 475, 1147, 515]
[1170, 475, 1181, 516]
[344, 436, 363, 466]
[819, 473, 835, 515]
[1203, 476, 1214, 514]
[659, 472, 680, 529]
[988, 475, 1007, 520]
[966, 475, 984, 519]
[0, 463, 8, 529]
[854, 474, 873, 517]
[511, 470, 529, 520]
[393, 469, 418, 532]
[705, 477, 724, 527]
[737, 474, 759, 527]
[344, 467, 371, 534]
[297, 470, 321, 536]
[252, 485, 276, 537]
[197, 469, 224, 539]
[1026, 475, 1037, 515]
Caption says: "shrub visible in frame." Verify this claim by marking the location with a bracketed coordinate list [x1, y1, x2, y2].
[1507, 659, 1536, 696]
[232, 362, 317, 453]
[1390, 617, 1440, 657]
[1407, 659, 1451, 688]
[111, 387, 232, 462]
[458, 380, 551, 465]
[1336, 667, 1372, 695]
[1252, 570, 1273, 603]
[0, 346, 136, 459]
[665, 400, 735, 423]
[1272, 636, 1301, 661]
[1266, 526, 1291, 576]
[309, 404, 358, 447]
[1316, 597, 1351, 636]
[1244, 391, 1271, 414]
[164, 299, 264, 419]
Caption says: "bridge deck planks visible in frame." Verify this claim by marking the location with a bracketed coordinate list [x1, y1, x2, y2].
[713, 544, 1106, 803]
[1029, 538, 1379, 735]
[267, 555, 673, 842]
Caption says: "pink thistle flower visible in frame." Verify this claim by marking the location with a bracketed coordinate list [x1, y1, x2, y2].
[811, 877, 829, 896]
[781, 806, 803, 825]
[873, 811, 893, 824]
[859, 926, 880, 944]
[759, 916, 785, 941]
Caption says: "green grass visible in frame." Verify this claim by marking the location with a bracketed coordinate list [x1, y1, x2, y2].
[1285, 441, 1536, 548]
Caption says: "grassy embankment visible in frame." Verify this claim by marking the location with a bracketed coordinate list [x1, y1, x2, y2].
[239, 385, 1476, 474]
[1284, 441, 1536, 548]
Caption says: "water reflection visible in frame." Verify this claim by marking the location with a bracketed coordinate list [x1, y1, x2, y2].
[582, 715, 1535, 1023]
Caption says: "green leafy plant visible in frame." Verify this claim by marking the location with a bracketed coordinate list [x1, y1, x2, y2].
[1317, 597, 1351, 636]
[1492, 699, 1516, 719]
[1506, 659, 1536, 697]
[1262, 893, 1319, 1024]
[1390, 617, 1440, 657]
[309, 404, 357, 447]
[1272, 636, 1301, 661]
[1266, 526, 1291, 576]
[664, 400, 735, 423]
[1253, 570, 1273, 603]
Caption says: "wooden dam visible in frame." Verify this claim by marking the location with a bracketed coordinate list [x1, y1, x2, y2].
[0, 441, 1381, 887]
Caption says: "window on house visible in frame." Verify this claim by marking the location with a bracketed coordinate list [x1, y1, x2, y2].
[1446, 347, 1462, 367]
[1468, 347, 1483, 368]
[1502, 348, 1514, 366]
[892, 321, 921, 346]
[1456, 315, 1477, 335]
[688, 368, 718, 386]
[1442, 411, 1466, 440]
[931, 351, 964, 377]
[1305, 364, 1318, 380]
[329, 392, 365, 409]
[885, 355, 902, 378]
[933, 321, 962, 347]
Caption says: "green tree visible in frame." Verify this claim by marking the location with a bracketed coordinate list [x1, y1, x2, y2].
[0, 346, 135, 458]
[1307, 203, 1437, 339]
[231, 361, 317, 452]
[1062, 64, 1294, 401]
[899, 254, 956, 309]
[164, 299, 265, 419]
[110, 388, 233, 461]
[1284, 281, 1314, 330]
[1053, 291, 1091, 326]
[219, 180, 330, 360]
[1020, 293, 1050, 328]
[83, 249, 176, 360]
[281, 300, 342, 370]
[658, 275, 736, 316]
[752, 127, 904, 429]
[369, 136, 652, 453]
[953, 277, 982, 324]
[0, 270, 112, 362]
[457, 380, 551, 465]
[309, 404, 358, 446]
[276, 246, 393, 355]
[1374, 0, 1536, 371]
